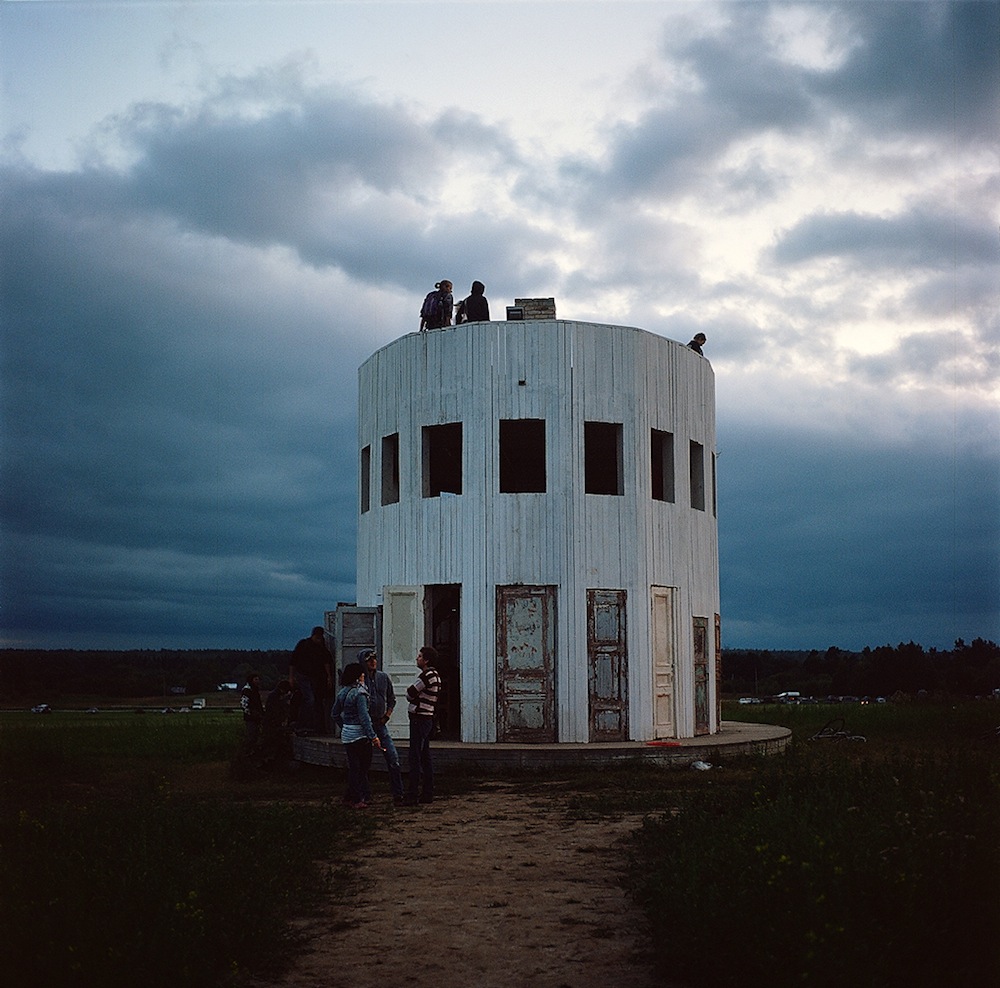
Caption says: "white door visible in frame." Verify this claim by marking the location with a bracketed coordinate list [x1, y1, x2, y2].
[651, 586, 677, 739]
[383, 586, 422, 740]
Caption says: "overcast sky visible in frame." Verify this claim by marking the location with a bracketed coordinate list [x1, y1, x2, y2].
[2, 1, 997, 652]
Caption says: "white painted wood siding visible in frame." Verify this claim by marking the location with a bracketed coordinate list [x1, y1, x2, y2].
[356, 320, 719, 741]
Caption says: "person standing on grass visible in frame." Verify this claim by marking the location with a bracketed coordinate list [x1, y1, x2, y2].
[402, 646, 442, 806]
[330, 662, 382, 809]
[359, 649, 406, 805]
[289, 626, 333, 735]
[240, 672, 264, 747]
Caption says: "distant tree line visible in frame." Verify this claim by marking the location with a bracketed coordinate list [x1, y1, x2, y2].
[722, 638, 1000, 698]
[0, 649, 292, 701]
[2, 638, 998, 702]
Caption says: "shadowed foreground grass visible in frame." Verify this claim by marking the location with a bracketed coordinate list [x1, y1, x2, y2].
[0, 712, 369, 988]
[626, 701, 1000, 988]
[3, 703, 998, 988]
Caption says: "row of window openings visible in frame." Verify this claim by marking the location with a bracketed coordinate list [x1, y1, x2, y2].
[362, 421, 716, 516]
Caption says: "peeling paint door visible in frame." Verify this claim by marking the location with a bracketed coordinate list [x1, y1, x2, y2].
[327, 606, 381, 671]
[496, 585, 556, 742]
[693, 616, 710, 736]
[588, 589, 628, 741]
[651, 586, 677, 738]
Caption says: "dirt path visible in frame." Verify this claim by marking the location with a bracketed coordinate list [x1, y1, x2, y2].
[250, 781, 677, 988]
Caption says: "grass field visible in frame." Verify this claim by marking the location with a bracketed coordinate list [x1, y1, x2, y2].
[626, 701, 1000, 988]
[2, 701, 998, 987]
[0, 711, 370, 988]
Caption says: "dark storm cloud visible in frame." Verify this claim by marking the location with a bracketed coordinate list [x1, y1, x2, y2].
[108, 78, 543, 293]
[2, 7, 996, 652]
[2, 158, 366, 648]
[574, 1, 996, 207]
[718, 425, 1000, 650]
[1, 67, 567, 648]
[771, 207, 996, 269]
[812, 1, 1000, 140]
[848, 327, 1000, 391]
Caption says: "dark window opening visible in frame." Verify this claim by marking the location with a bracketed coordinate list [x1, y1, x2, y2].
[651, 429, 675, 503]
[360, 445, 371, 514]
[500, 419, 546, 493]
[423, 422, 463, 497]
[689, 440, 705, 511]
[381, 433, 400, 506]
[585, 421, 623, 495]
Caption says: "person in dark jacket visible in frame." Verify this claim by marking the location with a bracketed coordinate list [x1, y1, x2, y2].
[289, 626, 333, 735]
[460, 281, 490, 322]
[687, 333, 707, 355]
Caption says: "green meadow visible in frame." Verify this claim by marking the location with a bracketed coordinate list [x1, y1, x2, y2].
[627, 701, 1000, 988]
[0, 711, 370, 988]
[2, 701, 998, 987]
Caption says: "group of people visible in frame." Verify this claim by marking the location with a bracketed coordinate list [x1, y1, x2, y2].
[419, 280, 489, 331]
[418, 281, 708, 357]
[330, 645, 441, 808]
[239, 673, 294, 767]
[240, 630, 442, 809]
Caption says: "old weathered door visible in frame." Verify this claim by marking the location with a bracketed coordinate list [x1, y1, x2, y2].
[327, 606, 381, 671]
[651, 586, 677, 738]
[588, 589, 628, 741]
[383, 586, 423, 741]
[496, 585, 556, 742]
[693, 616, 710, 736]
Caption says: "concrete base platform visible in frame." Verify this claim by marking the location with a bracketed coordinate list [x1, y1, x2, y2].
[293, 720, 790, 772]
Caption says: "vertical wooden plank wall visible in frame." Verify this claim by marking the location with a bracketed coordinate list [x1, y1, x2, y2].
[356, 320, 719, 741]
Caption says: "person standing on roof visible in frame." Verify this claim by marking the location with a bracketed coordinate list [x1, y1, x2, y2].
[458, 281, 490, 323]
[419, 280, 454, 331]
[687, 333, 707, 355]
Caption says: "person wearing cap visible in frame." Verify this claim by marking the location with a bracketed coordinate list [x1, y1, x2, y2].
[359, 649, 405, 805]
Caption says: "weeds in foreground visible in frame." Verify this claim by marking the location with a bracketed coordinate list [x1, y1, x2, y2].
[628, 725, 1000, 988]
[0, 712, 368, 988]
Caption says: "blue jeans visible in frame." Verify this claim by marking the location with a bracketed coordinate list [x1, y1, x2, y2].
[344, 738, 373, 804]
[374, 721, 404, 799]
[407, 715, 435, 800]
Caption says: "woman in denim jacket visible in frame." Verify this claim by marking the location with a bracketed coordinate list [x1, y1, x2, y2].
[330, 662, 382, 808]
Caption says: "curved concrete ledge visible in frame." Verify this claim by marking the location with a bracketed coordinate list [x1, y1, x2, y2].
[293, 720, 790, 772]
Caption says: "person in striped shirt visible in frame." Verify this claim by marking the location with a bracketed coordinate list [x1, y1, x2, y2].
[402, 646, 442, 805]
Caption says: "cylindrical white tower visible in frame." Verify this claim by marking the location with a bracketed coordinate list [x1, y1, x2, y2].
[356, 318, 719, 742]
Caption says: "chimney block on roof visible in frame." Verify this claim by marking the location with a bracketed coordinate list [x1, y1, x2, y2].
[513, 298, 557, 320]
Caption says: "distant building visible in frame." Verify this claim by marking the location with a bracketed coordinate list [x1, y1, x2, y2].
[331, 304, 721, 741]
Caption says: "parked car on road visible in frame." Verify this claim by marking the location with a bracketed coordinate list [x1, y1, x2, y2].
[31, 703, 52, 714]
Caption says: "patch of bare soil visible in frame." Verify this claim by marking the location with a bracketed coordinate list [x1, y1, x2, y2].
[247, 781, 676, 988]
